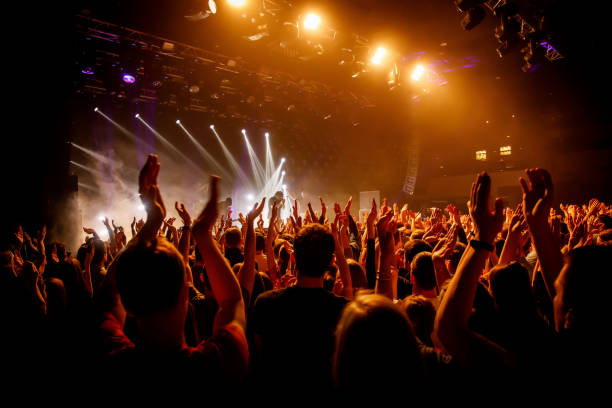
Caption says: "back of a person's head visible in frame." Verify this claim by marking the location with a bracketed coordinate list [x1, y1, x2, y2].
[294, 224, 334, 278]
[488, 261, 534, 314]
[562, 245, 612, 334]
[347, 259, 368, 290]
[404, 239, 432, 266]
[403, 295, 436, 346]
[224, 227, 242, 248]
[92, 239, 106, 265]
[115, 238, 185, 317]
[334, 293, 423, 392]
[255, 232, 265, 252]
[597, 229, 612, 245]
[410, 252, 436, 291]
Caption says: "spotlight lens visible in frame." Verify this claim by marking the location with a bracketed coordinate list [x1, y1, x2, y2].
[265, 132, 269, 138]
[304, 13, 321, 30]
[135, 113, 140, 118]
[210, 124, 215, 129]
[138, 204, 145, 211]
[282, 171, 286, 175]
[122, 74, 136, 84]
[371, 46, 387, 65]
[241, 129, 246, 133]
[281, 157, 285, 162]
[227, 0, 246, 7]
[411, 65, 425, 81]
[176, 119, 181, 124]
[209, 0, 217, 14]
[246, 194, 254, 200]
[94, 107, 99, 112]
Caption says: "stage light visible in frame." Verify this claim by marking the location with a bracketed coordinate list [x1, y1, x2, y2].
[460, 5, 486, 30]
[210, 124, 215, 129]
[282, 171, 285, 175]
[98, 214, 105, 221]
[189, 85, 200, 94]
[371, 46, 387, 65]
[242, 129, 246, 134]
[282, 184, 287, 190]
[227, 0, 246, 7]
[138, 204, 145, 211]
[265, 132, 269, 138]
[209, 0, 217, 14]
[94, 107, 99, 112]
[499, 146, 512, 156]
[176, 119, 181, 124]
[246, 193, 255, 200]
[122, 74, 136, 84]
[475, 150, 487, 161]
[281, 157, 285, 163]
[304, 13, 321, 30]
[81, 67, 94, 75]
[411, 65, 425, 81]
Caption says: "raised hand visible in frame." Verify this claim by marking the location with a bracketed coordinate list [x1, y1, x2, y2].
[344, 196, 353, 216]
[175, 201, 191, 227]
[138, 154, 166, 237]
[319, 197, 327, 220]
[192, 176, 221, 235]
[292, 199, 299, 222]
[520, 168, 554, 226]
[470, 171, 504, 245]
[83, 227, 96, 235]
[307, 202, 318, 224]
[247, 198, 266, 224]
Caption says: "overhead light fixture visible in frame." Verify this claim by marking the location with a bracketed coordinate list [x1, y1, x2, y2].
[303, 13, 321, 30]
[227, 0, 246, 7]
[410, 65, 425, 81]
[370, 46, 387, 65]
[189, 85, 200, 94]
[476, 150, 487, 161]
[208, 0, 217, 14]
[460, 5, 486, 30]
[122, 73, 136, 84]
[499, 146, 512, 156]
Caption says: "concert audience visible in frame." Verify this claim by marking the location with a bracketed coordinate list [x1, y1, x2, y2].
[3, 158, 611, 397]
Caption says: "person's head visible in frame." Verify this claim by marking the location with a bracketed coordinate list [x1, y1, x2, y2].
[223, 227, 242, 249]
[255, 232, 265, 252]
[347, 259, 368, 290]
[554, 246, 612, 337]
[92, 239, 107, 266]
[448, 242, 466, 273]
[115, 238, 188, 322]
[403, 295, 436, 346]
[293, 224, 334, 278]
[410, 252, 436, 292]
[333, 293, 424, 392]
[403, 239, 432, 269]
[488, 261, 534, 315]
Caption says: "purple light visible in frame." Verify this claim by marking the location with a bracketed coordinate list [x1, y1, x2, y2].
[81, 67, 94, 75]
[122, 74, 136, 84]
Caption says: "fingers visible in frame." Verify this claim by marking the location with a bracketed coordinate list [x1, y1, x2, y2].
[494, 197, 505, 224]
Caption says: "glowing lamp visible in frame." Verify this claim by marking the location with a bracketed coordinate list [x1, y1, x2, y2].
[411, 65, 425, 81]
[370, 47, 387, 65]
[304, 13, 321, 30]
[122, 74, 136, 84]
[176, 119, 181, 124]
[227, 0, 246, 7]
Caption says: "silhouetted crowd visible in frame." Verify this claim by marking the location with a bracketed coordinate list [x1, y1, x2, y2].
[3, 155, 611, 401]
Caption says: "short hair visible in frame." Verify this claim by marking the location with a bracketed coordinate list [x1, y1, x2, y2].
[224, 227, 242, 248]
[255, 232, 265, 252]
[488, 261, 533, 312]
[403, 295, 436, 346]
[410, 252, 436, 291]
[333, 293, 423, 391]
[115, 238, 186, 316]
[293, 224, 335, 278]
[347, 259, 368, 290]
[449, 242, 466, 271]
[404, 239, 432, 266]
[562, 246, 612, 331]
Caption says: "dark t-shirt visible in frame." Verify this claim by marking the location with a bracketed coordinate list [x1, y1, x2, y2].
[99, 313, 249, 389]
[224, 247, 244, 267]
[247, 286, 347, 392]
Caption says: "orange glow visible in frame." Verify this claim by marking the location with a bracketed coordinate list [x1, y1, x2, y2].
[411, 65, 425, 81]
[370, 46, 387, 65]
[227, 0, 246, 7]
[304, 13, 321, 30]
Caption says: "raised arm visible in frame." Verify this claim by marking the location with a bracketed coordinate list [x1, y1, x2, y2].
[435, 172, 512, 370]
[519, 168, 563, 299]
[192, 176, 246, 333]
[375, 209, 396, 299]
[237, 198, 266, 297]
[365, 199, 377, 289]
[332, 215, 353, 299]
[266, 202, 280, 285]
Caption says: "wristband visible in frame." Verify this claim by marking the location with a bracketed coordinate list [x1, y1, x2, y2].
[469, 239, 494, 252]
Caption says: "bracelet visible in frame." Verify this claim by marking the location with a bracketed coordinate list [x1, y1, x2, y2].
[469, 239, 494, 252]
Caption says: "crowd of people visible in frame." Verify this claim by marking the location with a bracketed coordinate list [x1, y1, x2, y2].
[3, 154, 611, 400]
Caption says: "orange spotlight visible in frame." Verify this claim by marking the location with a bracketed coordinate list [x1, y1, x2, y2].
[304, 13, 321, 30]
[227, 0, 246, 7]
[411, 65, 425, 81]
[370, 46, 387, 65]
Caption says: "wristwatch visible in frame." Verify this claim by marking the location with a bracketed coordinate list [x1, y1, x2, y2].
[469, 239, 494, 252]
